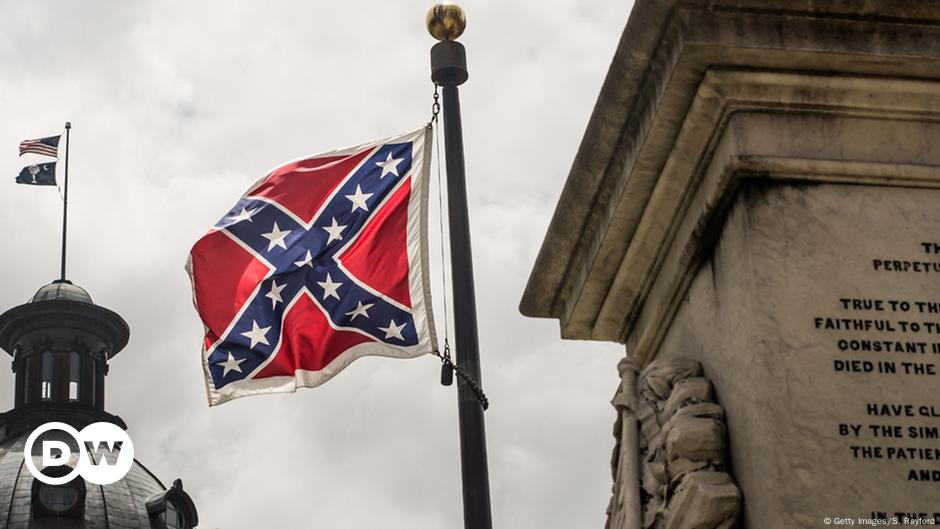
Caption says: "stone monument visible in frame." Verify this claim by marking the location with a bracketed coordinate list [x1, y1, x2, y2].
[521, 1, 940, 527]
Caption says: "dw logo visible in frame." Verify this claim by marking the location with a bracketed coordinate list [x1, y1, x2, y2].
[23, 422, 135, 485]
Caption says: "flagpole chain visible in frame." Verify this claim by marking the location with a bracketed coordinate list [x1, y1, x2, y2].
[431, 85, 441, 123]
[429, 84, 486, 410]
[433, 340, 489, 411]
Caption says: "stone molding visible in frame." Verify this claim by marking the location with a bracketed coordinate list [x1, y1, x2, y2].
[615, 71, 940, 365]
[608, 358, 740, 529]
[520, 0, 940, 346]
[526, 67, 940, 350]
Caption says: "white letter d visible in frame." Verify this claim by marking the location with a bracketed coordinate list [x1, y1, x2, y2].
[41, 441, 71, 467]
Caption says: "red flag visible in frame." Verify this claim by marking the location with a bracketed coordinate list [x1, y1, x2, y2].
[186, 127, 436, 406]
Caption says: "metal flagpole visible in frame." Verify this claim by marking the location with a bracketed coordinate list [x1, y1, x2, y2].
[60, 121, 71, 281]
[427, 5, 493, 529]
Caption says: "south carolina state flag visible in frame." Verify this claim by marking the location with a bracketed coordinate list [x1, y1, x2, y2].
[187, 127, 437, 406]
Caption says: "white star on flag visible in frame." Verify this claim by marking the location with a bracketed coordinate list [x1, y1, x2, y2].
[345, 185, 373, 212]
[265, 279, 286, 309]
[217, 352, 246, 377]
[376, 152, 404, 178]
[294, 250, 314, 268]
[322, 217, 347, 243]
[227, 207, 258, 224]
[345, 301, 374, 321]
[241, 320, 271, 349]
[261, 222, 291, 251]
[317, 273, 342, 300]
[378, 319, 406, 340]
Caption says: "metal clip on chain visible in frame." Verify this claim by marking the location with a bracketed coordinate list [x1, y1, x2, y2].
[439, 341, 454, 386]
[434, 340, 489, 411]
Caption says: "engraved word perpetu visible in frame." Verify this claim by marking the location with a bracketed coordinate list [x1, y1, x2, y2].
[23, 422, 135, 485]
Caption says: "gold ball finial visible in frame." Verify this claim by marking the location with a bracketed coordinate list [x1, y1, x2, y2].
[426, 3, 466, 41]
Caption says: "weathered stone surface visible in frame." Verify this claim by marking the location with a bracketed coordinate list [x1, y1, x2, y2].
[644, 432, 663, 461]
[663, 471, 740, 529]
[641, 460, 666, 496]
[641, 359, 702, 402]
[657, 183, 940, 525]
[618, 358, 740, 529]
[663, 416, 725, 476]
[520, 0, 940, 343]
[672, 402, 723, 422]
[644, 496, 664, 529]
[662, 378, 713, 420]
[638, 401, 661, 443]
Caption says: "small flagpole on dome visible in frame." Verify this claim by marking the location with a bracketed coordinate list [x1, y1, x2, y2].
[59, 122, 70, 281]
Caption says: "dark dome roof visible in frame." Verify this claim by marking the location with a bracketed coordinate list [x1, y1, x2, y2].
[0, 280, 129, 358]
[29, 281, 93, 304]
[0, 428, 179, 528]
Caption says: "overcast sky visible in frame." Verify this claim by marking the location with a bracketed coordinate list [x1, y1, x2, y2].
[0, 2, 631, 527]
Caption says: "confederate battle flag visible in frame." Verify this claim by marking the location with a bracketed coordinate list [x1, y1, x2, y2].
[187, 127, 437, 406]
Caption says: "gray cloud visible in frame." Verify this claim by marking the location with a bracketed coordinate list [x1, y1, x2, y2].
[0, 1, 632, 527]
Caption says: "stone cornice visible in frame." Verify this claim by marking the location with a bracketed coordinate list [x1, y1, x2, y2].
[520, 1, 940, 345]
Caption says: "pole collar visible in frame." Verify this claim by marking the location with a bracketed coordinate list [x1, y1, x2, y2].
[430, 41, 468, 86]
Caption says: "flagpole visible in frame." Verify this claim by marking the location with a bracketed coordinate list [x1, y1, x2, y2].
[427, 5, 493, 529]
[60, 122, 70, 281]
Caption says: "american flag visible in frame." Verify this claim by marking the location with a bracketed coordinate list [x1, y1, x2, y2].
[19, 135, 60, 158]
[187, 127, 437, 406]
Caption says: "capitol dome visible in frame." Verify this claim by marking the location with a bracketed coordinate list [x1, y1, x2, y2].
[28, 280, 93, 305]
[0, 279, 198, 528]
[0, 428, 197, 528]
